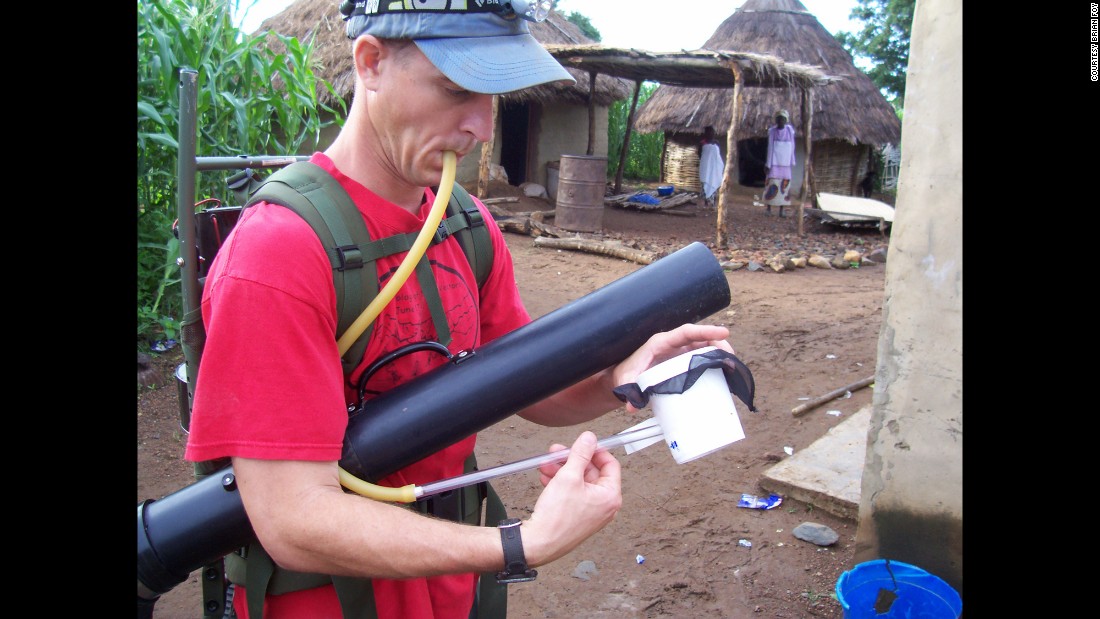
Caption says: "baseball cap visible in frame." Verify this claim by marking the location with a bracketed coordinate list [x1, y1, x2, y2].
[340, 1, 576, 95]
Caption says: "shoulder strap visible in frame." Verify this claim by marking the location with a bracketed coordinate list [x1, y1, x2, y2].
[246, 161, 378, 378]
[248, 169, 496, 377]
[441, 183, 494, 289]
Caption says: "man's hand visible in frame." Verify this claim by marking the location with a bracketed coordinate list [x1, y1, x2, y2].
[521, 431, 622, 567]
[611, 323, 733, 413]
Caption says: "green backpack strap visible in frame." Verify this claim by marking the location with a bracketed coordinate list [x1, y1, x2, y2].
[476, 480, 509, 619]
[248, 167, 495, 372]
[439, 184, 494, 289]
[246, 161, 379, 377]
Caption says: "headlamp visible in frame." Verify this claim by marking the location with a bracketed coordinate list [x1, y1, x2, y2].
[505, 1, 553, 22]
[340, 1, 554, 24]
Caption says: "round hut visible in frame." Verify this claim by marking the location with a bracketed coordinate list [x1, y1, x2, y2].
[633, 0, 901, 197]
[255, 0, 631, 189]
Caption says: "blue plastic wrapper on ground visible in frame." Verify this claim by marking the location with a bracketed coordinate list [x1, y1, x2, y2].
[737, 493, 783, 510]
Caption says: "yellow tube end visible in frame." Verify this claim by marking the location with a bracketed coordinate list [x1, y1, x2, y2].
[339, 467, 418, 503]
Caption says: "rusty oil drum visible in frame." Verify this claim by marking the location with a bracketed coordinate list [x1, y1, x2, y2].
[555, 154, 608, 232]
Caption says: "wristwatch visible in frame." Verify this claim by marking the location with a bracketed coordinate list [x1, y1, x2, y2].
[496, 518, 537, 584]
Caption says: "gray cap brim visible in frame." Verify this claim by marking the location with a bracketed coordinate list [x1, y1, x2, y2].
[415, 33, 576, 95]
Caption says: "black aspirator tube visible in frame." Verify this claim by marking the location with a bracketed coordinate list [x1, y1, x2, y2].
[340, 241, 731, 479]
[137, 241, 731, 604]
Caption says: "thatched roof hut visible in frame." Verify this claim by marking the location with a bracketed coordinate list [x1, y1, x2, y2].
[256, 0, 631, 107]
[633, 0, 901, 197]
[255, 1, 631, 187]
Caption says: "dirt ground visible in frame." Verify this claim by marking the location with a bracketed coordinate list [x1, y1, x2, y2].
[138, 179, 891, 618]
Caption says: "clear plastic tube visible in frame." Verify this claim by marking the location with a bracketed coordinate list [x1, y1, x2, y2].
[415, 423, 665, 499]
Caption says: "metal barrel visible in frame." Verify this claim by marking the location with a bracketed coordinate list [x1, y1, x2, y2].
[555, 154, 608, 232]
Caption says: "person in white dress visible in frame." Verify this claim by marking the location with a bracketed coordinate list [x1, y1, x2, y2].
[697, 126, 724, 208]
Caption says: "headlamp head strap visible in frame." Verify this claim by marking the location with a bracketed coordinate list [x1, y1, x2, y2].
[340, 1, 551, 23]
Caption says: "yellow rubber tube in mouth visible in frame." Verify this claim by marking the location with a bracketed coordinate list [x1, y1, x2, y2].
[336, 151, 458, 504]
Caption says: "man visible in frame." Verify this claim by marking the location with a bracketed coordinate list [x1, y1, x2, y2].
[764, 109, 797, 217]
[184, 2, 734, 618]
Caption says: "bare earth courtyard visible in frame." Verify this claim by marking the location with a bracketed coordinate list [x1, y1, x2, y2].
[138, 181, 891, 618]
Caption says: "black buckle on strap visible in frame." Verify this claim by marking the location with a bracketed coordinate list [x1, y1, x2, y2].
[335, 245, 363, 271]
[433, 220, 452, 244]
[411, 481, 488, 523]
[458, 204, 486, 230]
[417, 489, 462, 521]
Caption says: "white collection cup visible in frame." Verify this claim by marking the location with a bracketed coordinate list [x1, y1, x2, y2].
[635, 346, 746, 464]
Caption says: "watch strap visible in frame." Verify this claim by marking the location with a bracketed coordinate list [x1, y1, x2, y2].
[496, 518, 537, 584]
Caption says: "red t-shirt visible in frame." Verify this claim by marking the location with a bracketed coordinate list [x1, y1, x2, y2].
[184, 152, 530, 618]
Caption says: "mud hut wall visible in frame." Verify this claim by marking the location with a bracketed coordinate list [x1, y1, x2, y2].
[532, 104, 611, 191]
[811, 140, 870, 196]
[455, 150, 482, 186]
[663, 131, 806, 197]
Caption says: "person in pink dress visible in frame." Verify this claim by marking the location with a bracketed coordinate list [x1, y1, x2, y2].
[764, 109, 797, 217]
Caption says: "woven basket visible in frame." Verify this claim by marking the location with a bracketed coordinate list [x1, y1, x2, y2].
[811, 140, 871, 196]
[662, 134, 702, 192]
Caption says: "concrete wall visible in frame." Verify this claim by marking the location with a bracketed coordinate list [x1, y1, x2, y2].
[853, 0, 963, 600]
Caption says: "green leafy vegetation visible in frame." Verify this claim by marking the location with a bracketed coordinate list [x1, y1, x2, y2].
[136, 0, 344, 352]
[606, 82, 663, 181]
[564, 10, 601, 41]
[835, 0, 915, 111]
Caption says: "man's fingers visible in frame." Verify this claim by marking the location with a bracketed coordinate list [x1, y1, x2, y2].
[613, 323, 734, 391]
[559, 431, 596, 474]
[587, 442, 621, 486]
[537, 443, 569, 481]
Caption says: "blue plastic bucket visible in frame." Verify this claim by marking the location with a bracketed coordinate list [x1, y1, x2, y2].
[835, 559, 961, 619]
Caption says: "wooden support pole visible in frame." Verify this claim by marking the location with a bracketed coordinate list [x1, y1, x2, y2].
[586, 71, 597, 156]
[849, 145, 868, 196]
[797, 88, 814, 236]
[716, 63, 742, 249]
[614, 80, 643, 195]
[659, 133, 668, 184]
[477, 95, 499, 200]
[791, 375, 874, 417]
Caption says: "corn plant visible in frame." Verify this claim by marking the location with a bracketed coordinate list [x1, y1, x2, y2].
[606, 81, 663, 181]
[137, 0, 345, 351]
